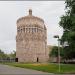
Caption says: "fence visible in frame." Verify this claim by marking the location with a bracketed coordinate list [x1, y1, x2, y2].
[0, 58, 16, 62]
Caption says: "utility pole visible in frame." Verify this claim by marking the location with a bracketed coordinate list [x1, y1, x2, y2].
[54, 35, 60, 72]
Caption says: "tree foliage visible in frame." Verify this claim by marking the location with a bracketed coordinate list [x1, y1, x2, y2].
[0, 49, 7, 59]
[8, 51, 16, 58]
[49, 46, 63, 57]
[0, 49, 16, 59]
[49, 46, 58, 57]
[59, 0, 75, 59]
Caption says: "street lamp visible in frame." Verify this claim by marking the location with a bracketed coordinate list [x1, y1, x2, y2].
[54, 35, 60, 72]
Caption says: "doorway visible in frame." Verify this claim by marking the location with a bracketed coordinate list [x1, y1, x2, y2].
[15, 58, 18, 62]
[37, 57, 39, 62]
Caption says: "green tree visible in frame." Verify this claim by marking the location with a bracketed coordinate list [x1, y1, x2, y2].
[0, 49, 7, 59]
[59, 0, 75, 60]
[49, 46, 63, 62]
[49, 46, 58, 57]
[8, 51, 16, 59]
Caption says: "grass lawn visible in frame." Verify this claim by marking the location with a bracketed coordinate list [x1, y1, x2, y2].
[1, 62, 75, 74]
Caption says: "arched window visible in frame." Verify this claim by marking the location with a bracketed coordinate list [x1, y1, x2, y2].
[23, 28, 25, 32]
[32, 28, 34, 33]
[34, 28, 36, 32]
[26, 28, 27, 33]
[28, 28, 30, 33]
[25, 28, 26, 33]
[37, 28, 38, 32]
[17, 28, 20, 32]
[29, 28, 31, 33]
[21, 29, 22, 32]
[38, 28, 40, 32]
[32, 27, 37, 33]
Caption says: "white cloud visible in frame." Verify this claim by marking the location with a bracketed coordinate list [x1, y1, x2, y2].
[0, 1, 65, 53]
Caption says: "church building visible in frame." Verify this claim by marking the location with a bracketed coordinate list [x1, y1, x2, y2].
[16, 9, 49, 62]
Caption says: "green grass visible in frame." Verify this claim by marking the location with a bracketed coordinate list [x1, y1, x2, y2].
[1, 62, 75, 74]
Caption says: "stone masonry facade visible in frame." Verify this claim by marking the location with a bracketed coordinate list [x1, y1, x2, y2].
[16, 9, 49, 62]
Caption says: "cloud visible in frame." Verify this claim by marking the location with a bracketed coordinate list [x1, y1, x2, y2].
[0, 1, 65, 53]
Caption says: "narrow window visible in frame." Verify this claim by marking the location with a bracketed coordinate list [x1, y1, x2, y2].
[17, 28, 20, 32]
[37, 57, 39, 62]
[34, 28, 36, 32]
[23, 28, 25, 32]
[29, 28, 30, 33]
[20, 29, 22, 33]
[26, 28, 27, 33]
[32, 28, 33, 33]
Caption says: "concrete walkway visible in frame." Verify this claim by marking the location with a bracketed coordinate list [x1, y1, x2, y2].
[0, 64, 75, 75]
[0, 64, 52, 75]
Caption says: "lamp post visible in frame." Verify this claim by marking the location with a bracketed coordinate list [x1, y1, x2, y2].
[54, 35, 60, 72]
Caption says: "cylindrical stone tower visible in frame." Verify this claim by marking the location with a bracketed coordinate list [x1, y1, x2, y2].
[16, 9, 48, 62]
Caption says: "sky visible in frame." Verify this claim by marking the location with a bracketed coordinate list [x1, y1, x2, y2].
[0, 1, 65, 54]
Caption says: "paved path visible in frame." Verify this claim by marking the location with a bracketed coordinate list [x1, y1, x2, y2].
[0, 64, 52, 75]
[0, 64, 75, 75]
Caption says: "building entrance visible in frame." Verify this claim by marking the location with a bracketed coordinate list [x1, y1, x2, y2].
[37, 57, 39, 62]
[15, 58, 18, 62]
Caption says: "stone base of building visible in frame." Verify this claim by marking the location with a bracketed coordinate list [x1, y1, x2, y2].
[17, 55, 48, 63]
